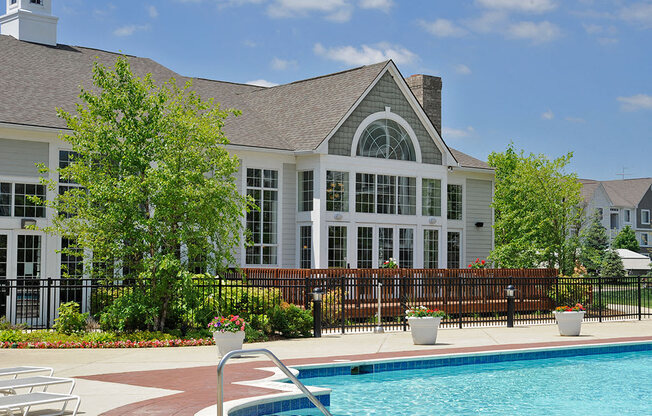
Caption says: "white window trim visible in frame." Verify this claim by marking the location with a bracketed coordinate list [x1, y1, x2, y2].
[350, 109, 423, 163]
[642, 209, 651, 225]
[624, 209, 632, 224]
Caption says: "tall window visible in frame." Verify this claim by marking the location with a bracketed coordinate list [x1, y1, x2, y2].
[357, 119, 416, 161]
[377, 175, 396, 214]
[624, 209, 631, 223]
[60, 238, 83, 304]
[447, 184, 463, 220]
[14, 184, 45, 218]
[58, 150, 78, 184]
[0, 183, 10, 217]
[643, 210, 651, 225]
[328, 226, 347, 268]
[447, 232, 460, 269]
[298, 171, 313, 212]
[357, 227, 373, 268]
[424, 229, 439, 268]
[379, 227, 393, 264]
[397, 177, 416, 215]
[355, 173, 375, 213]
[299, 226, 312, 269]
[422, 179, 441, 216]
[641, 233, 649, 247]
[246, 168, 278, 265]
[399, 228, 414, 268]
[326, 171, 349, 212]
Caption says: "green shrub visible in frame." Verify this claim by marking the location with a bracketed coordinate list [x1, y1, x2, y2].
[323, 288, 342, 326]
[99, 291, 157, 332]
[218, 283, 283, 319]
[550, 277, 590, 306]
[244, 325, 268, 342]
[0, 329, 24, 343]
[249, 314, 271, 334]
[54, 302, 89, 335]
[0, 316, 27, 331]
[269, 303, 313, 338]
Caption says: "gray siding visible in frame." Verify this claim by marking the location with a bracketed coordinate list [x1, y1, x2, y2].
[0, 138, 48, 177]
[465, 179, 493, 265]
[637, 188, 652, 230]
[282, 163, 296, 267]
[328, 72, 442, 165]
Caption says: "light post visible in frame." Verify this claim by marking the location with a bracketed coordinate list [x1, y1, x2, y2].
[312, 287, 323, 338]
[506, 284, 515, 328]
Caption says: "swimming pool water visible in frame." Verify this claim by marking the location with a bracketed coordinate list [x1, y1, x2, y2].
[274, 349, 652, 415]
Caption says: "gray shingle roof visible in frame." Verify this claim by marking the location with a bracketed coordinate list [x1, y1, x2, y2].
[600, 178, 652, 207]
[0, 35, 490, 169]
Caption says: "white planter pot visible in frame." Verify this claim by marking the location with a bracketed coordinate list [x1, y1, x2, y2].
[407, 316, 442, 345]
[213, 331, 245, 356]
[553, 311, 585, 336]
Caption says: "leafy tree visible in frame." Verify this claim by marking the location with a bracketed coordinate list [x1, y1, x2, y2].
[580, 210, 609, 275]
[488, 143, 583, 275]
[611, 226, 640, 252]
[600, 249, 625, 278]
[40, 57, 251, 330]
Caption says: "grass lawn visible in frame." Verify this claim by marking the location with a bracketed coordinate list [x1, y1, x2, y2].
[599, 287, 652, 309]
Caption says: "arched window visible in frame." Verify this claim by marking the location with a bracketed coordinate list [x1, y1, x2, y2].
[356, 119, 416, 161]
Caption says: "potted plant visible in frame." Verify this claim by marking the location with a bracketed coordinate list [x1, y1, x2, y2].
[208, 315, 246, 356]
[406, 306, 446, 345]
[380, 258, 398, 269]
[553, 303, 585, 336]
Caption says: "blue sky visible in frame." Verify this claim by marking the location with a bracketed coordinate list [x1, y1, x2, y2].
[7, 0, 651, 180]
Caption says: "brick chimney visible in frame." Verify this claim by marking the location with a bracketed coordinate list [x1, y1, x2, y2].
[405, 74, 442, 135]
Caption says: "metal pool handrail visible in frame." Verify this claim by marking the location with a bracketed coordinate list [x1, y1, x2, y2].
[216, 348, 332, 416]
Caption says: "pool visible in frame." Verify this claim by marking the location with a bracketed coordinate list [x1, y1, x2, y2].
[254, 342, 652, 416]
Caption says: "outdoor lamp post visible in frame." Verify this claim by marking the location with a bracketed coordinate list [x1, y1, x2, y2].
[506, 284, 515, 327]
[312, 287, 323, 338]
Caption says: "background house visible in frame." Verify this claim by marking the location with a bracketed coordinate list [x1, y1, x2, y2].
[0, 0, 494, 325]
[580, 178, 652, 257]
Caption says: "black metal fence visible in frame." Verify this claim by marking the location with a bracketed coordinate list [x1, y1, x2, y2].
[1, 273, 650, 332]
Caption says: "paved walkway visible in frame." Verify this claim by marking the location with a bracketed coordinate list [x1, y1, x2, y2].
[1, 320, 651, 415]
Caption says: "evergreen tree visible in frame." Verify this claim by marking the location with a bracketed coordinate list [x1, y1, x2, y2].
[580, 210, 609, 275]
[600, 249, 625, 278]
[611, 226, 640, 252]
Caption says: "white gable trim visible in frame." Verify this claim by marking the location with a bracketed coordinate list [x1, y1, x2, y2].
[315, 61, 458, 167]
[350, 108, 423, 163]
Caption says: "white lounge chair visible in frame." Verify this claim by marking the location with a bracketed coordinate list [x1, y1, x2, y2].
[0, 368, 54, 379]
[0, 376, 75, 396]
[0, 392, 80, 416]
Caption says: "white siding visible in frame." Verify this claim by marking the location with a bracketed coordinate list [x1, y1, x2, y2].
[0, 138, 48, 177]
[465, 178, 493, 265]
[282, 163, 296, 267]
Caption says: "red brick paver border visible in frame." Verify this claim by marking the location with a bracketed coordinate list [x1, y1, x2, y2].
[81, 336, 652, 415]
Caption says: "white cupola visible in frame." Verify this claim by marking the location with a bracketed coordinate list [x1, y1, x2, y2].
[0, 0, 58, 46]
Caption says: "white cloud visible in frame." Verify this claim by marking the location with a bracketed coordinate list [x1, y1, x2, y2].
[314, 42, 418, 66]
[443, 126, 475, 139]
[582, 23, 617, 35]
[565, 116, 586, 123]
[267, 0, 353, 22]
[617, 94, 652, 111]
[464, 11, 509, 34]
[359, 0, 393, 13]
[147, 5, 159, 18]
[271, 57, 297, 70]
[475, 0, 557, 13]
[507, 20, 561, 43]
[541, 109, 554, 120]
[246, 79, 279, 87]
[620, 2, 652, 28]
[113, 24, 150, 37]
[243, 40, 257, 47]
[454, 64, 472, 75]
[419, 18, 468, 37]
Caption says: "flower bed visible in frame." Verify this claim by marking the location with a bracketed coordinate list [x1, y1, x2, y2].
[0, 338, 215, 349]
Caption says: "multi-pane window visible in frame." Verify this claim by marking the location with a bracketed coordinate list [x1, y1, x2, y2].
[643, 210, 651, 225]
[378, 227, 393, 264]
[299, 226, 312, 269]
[424, 229, 439, 269]
[447, 232, 461, 269]
[298, 171, 313, 212]
[0, 183, 10, 217]
[328, 226, 347, 268]
[397, 177, 416, 215]
[356, 119, 416, 161]
[60, 238, 83, 304]
[377, 175, 396, 214]
[399, 228, 414, 268]
[447, 184, 463, 220]
[17, 235, 41, 319]
[422, 179, 441, 216]
[355, 173, 375, 213]
[0, 235, 7, 280]
[357, 227, 373, 268]
[14, 184, 45, 218]
[58, 150, 78, 184]
[326, 171, 349, 212]
[246, 168, 278, 265]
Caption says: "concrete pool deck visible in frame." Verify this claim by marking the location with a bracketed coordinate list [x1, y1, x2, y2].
[1, 320, 651, 415]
